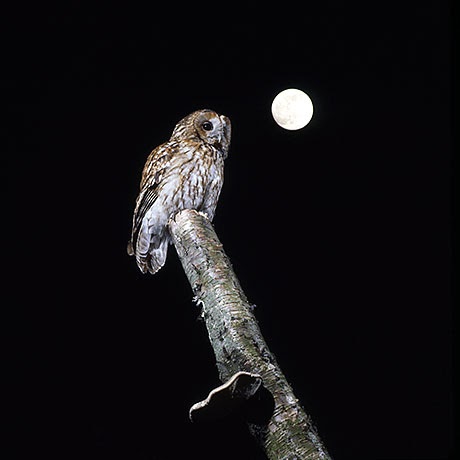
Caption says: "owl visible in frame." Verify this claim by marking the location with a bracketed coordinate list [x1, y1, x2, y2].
[127, 109, 231, 274]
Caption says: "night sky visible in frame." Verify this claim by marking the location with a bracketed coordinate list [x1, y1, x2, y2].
[4, 1, 453, 459]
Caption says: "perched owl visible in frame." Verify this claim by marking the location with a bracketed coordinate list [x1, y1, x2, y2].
[128, 109, 231, 274]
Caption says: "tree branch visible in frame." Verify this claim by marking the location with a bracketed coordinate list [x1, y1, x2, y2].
[168, 209, 331, 460]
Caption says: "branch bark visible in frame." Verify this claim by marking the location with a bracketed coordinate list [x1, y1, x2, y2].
[168, 209, 331, 460]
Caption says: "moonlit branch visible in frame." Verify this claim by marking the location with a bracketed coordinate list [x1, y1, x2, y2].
[168, 209, 331, 460]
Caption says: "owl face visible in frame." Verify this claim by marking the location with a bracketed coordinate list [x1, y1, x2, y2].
[194, 110, 231, 150]
[172, 109, 231, 158]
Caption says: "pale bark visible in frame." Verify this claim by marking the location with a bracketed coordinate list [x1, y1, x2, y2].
[168, 209, 331, 460]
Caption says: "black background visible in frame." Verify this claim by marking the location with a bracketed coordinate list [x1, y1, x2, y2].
[4, 1, 453, 459]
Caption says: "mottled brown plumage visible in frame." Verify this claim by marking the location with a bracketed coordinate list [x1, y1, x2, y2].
[128, 109, 231, 274]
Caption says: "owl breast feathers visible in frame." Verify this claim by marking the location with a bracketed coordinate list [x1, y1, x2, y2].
[128, 109, 231, 274]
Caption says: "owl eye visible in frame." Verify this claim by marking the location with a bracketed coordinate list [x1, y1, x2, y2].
[202, 121, 213, 131]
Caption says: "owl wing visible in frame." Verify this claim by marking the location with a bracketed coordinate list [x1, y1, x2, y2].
[127, 142, 176, 256]
[127, 186, 159, 256]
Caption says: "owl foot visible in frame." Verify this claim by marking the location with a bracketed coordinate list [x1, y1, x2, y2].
[197, 211, 210, 220]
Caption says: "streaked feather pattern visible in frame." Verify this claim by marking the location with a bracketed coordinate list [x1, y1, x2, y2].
[128, 109, 231, 274]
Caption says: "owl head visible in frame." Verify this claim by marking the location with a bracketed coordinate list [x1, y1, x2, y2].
[171, 109, 231, 158]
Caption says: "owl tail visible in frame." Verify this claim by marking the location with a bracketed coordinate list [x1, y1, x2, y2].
[145, 239, 168, 274]
[127, 234, 168, 274]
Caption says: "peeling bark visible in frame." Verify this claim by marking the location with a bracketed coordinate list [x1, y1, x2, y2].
[168, 209, 331, 460]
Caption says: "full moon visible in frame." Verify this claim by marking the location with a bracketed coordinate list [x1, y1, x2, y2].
[271, 88, 314, 130]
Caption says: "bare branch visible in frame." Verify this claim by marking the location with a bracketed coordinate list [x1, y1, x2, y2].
[168, 209, 331, 460]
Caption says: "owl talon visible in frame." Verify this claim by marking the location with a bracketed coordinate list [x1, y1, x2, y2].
[197, 211, 210, 220]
